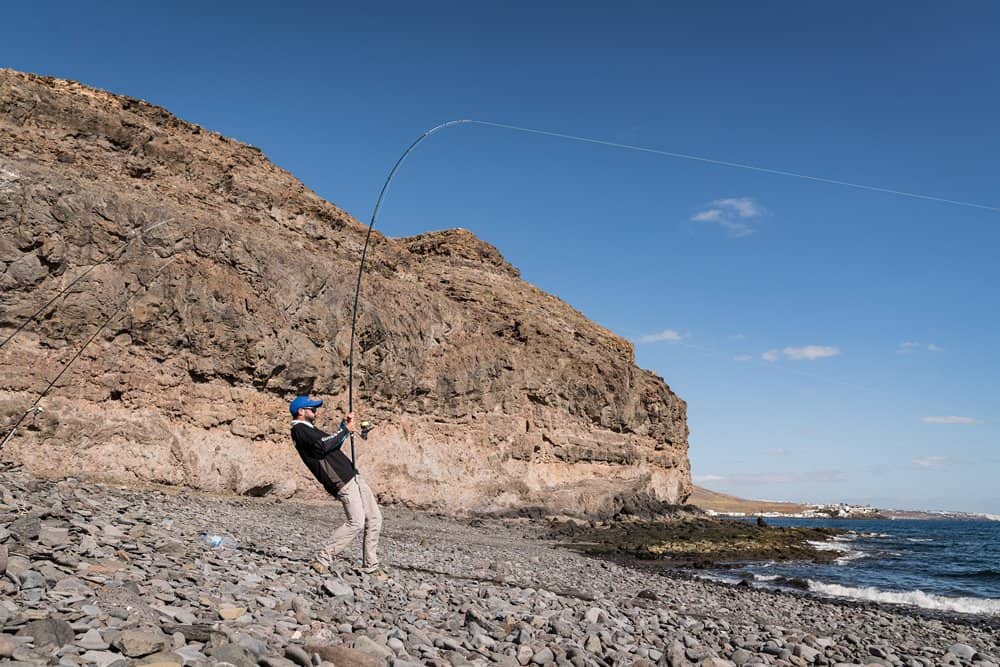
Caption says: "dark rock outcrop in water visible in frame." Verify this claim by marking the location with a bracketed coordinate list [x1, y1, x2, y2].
[0, 69, 690, 513]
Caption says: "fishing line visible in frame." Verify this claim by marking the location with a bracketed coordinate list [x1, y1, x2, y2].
[0, 218, 173, 351]
[347, 119, 997, 465]
[473, 120, 1000, 213]
[0, 256, 179, 450]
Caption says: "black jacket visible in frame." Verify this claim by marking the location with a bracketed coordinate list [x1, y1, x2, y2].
[290, 420, 356, 495]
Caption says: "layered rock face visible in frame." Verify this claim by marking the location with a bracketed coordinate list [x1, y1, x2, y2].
[0, 69, 690, 514]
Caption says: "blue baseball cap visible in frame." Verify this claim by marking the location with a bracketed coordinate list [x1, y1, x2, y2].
[289, 395, 323, 416]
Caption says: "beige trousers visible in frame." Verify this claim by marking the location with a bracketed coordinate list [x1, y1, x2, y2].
[324, 476, 382, 568]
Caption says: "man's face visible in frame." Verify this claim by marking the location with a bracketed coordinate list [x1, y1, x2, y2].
[299, 406, 317, 423]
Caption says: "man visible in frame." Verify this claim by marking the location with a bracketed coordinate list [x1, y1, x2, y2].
[288, 395, 386, 578]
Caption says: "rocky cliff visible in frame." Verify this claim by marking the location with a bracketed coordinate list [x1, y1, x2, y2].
[0, 69, 690, 515]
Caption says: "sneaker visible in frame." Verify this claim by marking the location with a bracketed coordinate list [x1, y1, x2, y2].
[308, 560, 330, 575]
[309, 552, 333, 575]
[359, 565, 390, 581]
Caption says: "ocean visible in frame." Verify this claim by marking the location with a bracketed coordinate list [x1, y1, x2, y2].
[699, 517, 1000, 616]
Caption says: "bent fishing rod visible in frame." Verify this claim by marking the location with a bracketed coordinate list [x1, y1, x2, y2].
[0, 257, 179, 451]
[346, 120, 473, 464]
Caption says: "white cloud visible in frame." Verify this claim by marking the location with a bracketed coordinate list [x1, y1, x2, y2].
[693, 474, 727, 483]
[921, 416, 980, 425]
[899, 341, 942, 353]
[692, 209, 723, 222]
[691, 197, 766, 237]
[762, 345, 841, 361]
[734, 354, 753, 362]
[715, 197, 764, 218]
[767, 448, 790, 457]
[635, 329, 685, 344]
[783, 345, 840, 361]
[913, 456, 948, 469]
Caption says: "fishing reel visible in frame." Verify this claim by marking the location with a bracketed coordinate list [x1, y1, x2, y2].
[359, 420, 376, 440]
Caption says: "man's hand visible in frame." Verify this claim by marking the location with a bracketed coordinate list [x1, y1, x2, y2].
[344, 412, 358, 433]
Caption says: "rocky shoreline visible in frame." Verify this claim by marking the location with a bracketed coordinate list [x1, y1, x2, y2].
[1, 464, 998, 667]
[544, 516, 845, 569]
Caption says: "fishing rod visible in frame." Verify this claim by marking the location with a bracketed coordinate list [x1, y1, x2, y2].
[0, 256, 179, 451]
[0, 218, 172, 351]
[346, 120, 473, 464]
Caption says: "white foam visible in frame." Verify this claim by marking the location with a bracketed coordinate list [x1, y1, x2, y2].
[907, 537, 934, 542]
[808, 581, 1000, 615]
[835, 550, 868, 564]
[694, 573, 743, 585]
[754, 574, 781, 582]
[808, 540, 851, 552]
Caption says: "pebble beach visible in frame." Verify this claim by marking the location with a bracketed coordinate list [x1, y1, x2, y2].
[1, 464, 997, 667]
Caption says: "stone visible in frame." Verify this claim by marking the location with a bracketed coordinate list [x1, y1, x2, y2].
[18, 570, 46, 589]
[794, 643, 821, 662]
[261, 658, 300, 667]
[9, 516, 40, 541]
[209, 644, 258, 667]
[16, 618, 75, 648]
[531, 647, 555, 665]
[112, 629, 170, 657]
[172, 645, 209, 665]
[322, 578, 354, 598]
[218, 604, 248, 620]
[949, 644, 976, 660]
[307, 643, 386, 667]
[81, 650, 128, 667]
[76, 629, 110, 650]
[39, 525, 70, 546]
[234, 632, 268, 657]
[730, 648, 753, 663]
[284, 645, 311, 667]
[0, 635, 15, 658]
[353, 635, 394, 660]
[666, 641, 687, 666]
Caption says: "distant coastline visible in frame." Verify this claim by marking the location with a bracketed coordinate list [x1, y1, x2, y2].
[691, 485, 1000, 521]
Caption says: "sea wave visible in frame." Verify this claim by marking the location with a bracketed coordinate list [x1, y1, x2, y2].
[808, 540, 852, 552]
[808, 581, 1000, 615]
[835, 550, 868, 564]
[808, 539, 866, 563]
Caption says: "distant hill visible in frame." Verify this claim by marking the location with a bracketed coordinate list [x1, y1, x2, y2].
[689, 486, 808, 515]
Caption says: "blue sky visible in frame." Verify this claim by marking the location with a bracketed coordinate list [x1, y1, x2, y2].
[4, 2, 998, 512]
